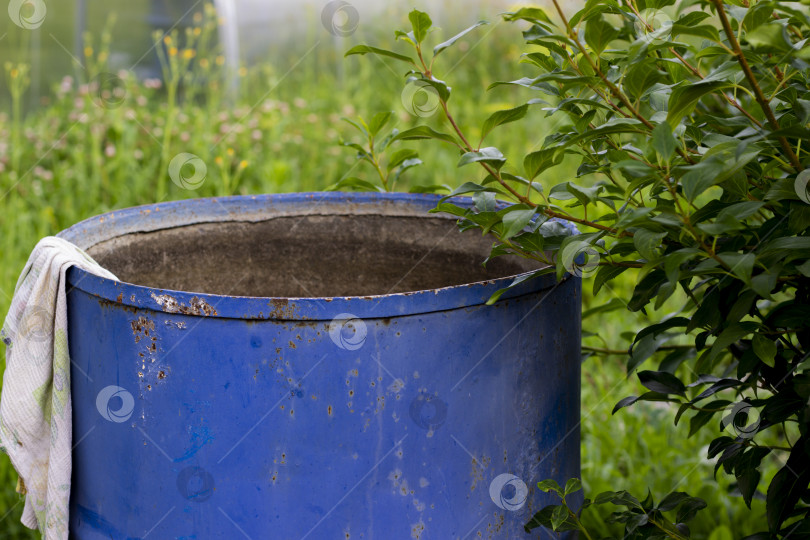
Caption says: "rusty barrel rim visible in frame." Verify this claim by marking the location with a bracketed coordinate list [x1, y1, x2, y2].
[58, 192, 569, 321]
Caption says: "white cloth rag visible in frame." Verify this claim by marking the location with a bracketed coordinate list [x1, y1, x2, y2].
[0, 236, 117, 539]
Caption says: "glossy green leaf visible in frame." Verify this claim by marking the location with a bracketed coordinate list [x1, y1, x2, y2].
[341, 117, 368, 136]
[408, 10, 432, 44]
[718, 252, 755, 284]
[746, 23, 791, 52]
[638, 370, 686, 395]
[767, 443, 810, 533]
[386, 148, 419, 171]
[561, 118, 647, 148]
[394, 30, 416, 47]
[327, 177, 384, 192]
[344, 45, 415, 64]
[537, 478, 562, 494]
[367, 111, 394, 138]
[658, 492, 690, 512]
[584, 18, 619, 54]
[667, 81, 733, 127]
[481, 104, 529, 139]
[564, 478, 582, 495]
[523, 148, 564, 180]
[457, 147, 506, 169]
[407, 75, 451, 102]
[652, 121, 677, 161]
[501, 206, 536, 239]
[752, 334, 777, 367]
[433, 21, 488, 57]
[551, 505, 568, 530]
[624, 61, 666, 100]
[502, 7, 554, 25]
[390, 126, 460, 146]
[676, 497, 708, 523]
[633, 228, 667, 260]
[671, 22, 720, 42]
[681, 157, 725, 202]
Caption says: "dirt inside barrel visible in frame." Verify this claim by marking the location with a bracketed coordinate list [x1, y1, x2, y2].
[86, 214, 543, 297]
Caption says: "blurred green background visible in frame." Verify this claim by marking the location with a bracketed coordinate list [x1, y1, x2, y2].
[0, 1, 765, 537]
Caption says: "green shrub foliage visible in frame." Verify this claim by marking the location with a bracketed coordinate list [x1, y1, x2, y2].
[342, 1, 810, 537]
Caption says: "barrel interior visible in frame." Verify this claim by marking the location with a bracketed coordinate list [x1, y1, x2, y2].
[85, 214, 543, 297]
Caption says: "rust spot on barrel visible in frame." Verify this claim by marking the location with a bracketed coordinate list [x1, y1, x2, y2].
[97, 297, 139, 313]
[150, 293, 217, 316]
[130, 317, 155, 343]
[266, 298, 305, 320]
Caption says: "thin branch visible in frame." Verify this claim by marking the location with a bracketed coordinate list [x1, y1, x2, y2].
[710, 0, 802, 171]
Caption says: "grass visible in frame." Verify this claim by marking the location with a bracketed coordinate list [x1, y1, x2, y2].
[0, 2, 767, 538]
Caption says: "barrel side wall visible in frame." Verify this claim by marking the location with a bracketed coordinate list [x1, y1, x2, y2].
[67, 278, 581, 539]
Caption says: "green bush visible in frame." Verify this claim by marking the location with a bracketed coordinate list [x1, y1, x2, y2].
[341, 1, 810, 537]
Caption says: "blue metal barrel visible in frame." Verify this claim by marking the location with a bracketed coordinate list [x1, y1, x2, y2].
[58, 192, 580, 539]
